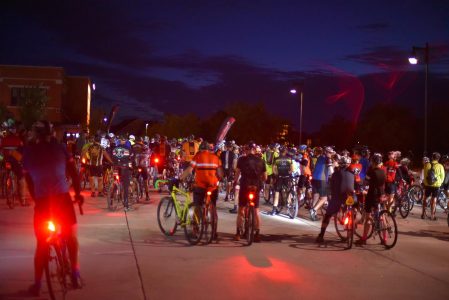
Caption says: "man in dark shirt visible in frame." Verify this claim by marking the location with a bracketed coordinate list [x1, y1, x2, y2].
[316, 156, 355, 243]
[23, 121, 83, 296]
[111, 136, 133, 211]
[355, 153, 386, 245]
[220, 141, 237, 201]
[271, 146, 293, 215]
[233, 142, 267, 242]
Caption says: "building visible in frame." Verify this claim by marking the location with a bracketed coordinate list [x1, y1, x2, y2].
[0, 65, 92, 129]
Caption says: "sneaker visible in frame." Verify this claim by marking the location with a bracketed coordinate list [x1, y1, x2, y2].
[234, 233, 240, 241]
[421, 214, 425, 219]
[309, 209, 317, 221]
[97, 192, 104, 197]
[270, 207, 278, 216]
[224, 196, 229, 202]
[145, 196, 150, 201]
[229, 206, 237, 214]
[91, 192, 96, 197]
[355, 238, 367, 246]
[28, 283, 41, 297]
[315, 235, 324, 243]
[124, 207, 134, 212]
[431, 216, 438, 221]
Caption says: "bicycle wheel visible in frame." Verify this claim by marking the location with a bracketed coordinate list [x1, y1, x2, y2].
[263, 185, 272, 204]
[378, 210, 398, 249]
[157, 196, 178, 236]
[245, 207, 255, 246]
[286, 192, 299, 219]
[345, 210, 354, 249]
[334, 207, 346, 240]
[202, 203, 216, 244]
[408, 184, 423, 205]
[5, 175, 15, 209]
[399, 195, 411, 218]
[354, 207, 374, 239]
[184, 203, 203, 245]
[437, 190, 447, 210]
[45, 243, 68, 300]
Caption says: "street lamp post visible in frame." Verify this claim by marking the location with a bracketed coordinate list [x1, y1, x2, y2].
[145, 123, 149, 137]
[290, 87, 304, 146]
[409, 42, 429, 156]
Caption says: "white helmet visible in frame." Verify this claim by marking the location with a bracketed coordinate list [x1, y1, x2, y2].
[129, 134, 135, 140]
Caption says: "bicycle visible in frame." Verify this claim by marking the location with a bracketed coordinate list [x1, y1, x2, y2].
[157, 179, 204, 245]
[202, 187, 218, 244]
[240, 185, 258, 246]
[334, 195, 356, 249]
[44, 199, 83, 300]
[392, 180, 413, 219]
[106, 168, 123, 211]
[275, 176, 299, 219]
[3, 162, 17, 209]
[356, 198, 398, 249]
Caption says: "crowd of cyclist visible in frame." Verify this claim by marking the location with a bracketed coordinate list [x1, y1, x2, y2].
[1, 120, 448, 296]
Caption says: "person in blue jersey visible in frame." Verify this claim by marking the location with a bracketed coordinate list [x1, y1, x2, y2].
[309, 147, 334, 221]
[23, 121, 84, 296]
[359, 148, 370, 182]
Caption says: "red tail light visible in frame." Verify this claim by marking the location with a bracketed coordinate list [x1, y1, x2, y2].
[207, 191, 212, 196]
[82, 158, 86, 164]
[115, 175, 120, 181]
[154, 158, 159, 164]
[249, 193, 255, 200]
[344, 216, 349, 225]
[138, 168, 142, 172]
[177, 156, 181, 160]
[5, 162, 12, 169]
[47, 221, 56, 232]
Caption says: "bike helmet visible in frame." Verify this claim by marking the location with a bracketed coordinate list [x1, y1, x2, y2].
[199, 141, 210, 150]
[371, 153, 383, 165]
[247, 141, 257, 150]
[339, 156, 351, 166]
[299, 144, 307, 152]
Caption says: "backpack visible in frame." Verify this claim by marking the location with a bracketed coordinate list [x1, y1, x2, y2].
[426, 163, 437, 185]
[265, 150, 274, 165]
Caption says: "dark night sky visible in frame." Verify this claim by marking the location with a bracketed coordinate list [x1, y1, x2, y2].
[1, 0, 448, 132]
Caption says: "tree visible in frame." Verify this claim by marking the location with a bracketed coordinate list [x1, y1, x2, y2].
[19, 85, 48, 129]
[315, 116, 354, 149]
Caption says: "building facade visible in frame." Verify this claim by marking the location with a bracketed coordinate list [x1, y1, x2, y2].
[0, 65, 91, 127]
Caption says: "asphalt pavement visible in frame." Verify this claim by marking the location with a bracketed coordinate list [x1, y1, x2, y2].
[1, 188, 448, 300]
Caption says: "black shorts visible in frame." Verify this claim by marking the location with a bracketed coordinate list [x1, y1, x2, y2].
[385, 182, 397, 195]
[239, 185, 260, 208]
[89, 165, 103, 177]
[193, 187, 218, 206]
[34, 193, 77, 240]
[274, 176, 290, 192]
[424, 186, 439, 198]
[223, 168, 234, 181]
[298, 175, 310, 189]
[312, 179, 328, 197]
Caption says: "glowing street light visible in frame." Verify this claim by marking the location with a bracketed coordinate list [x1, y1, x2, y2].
[408, 57, 418, 65]
[145, 123, 149, 136]
[290, 85, 304, 145]
[408, 42, 429, 155]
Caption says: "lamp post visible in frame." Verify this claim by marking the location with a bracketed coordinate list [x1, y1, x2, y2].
[145, 123, 149, 137]
[290, 86, 304, 146]
[409, 42, 429, 156]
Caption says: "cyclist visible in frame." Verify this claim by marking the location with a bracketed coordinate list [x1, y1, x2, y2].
[359, 148, 370, 182]
[229, 145, 241, 213]
[111, 136, 134, 211]
[234, 142, 267, 242]
[0, 126, 25, 204]
[180, 135, 199, 171]
[23, 121, 84, 296]
[86, 135, 113, 197]
[262, 144, 279, 199]
[355, 153, 386, 245]
[220, 141, 237, 201]
[316, 156, 354, 243]
[384, 151, 402, 212]
[181, 141, 223, 240]
[271, 146, 294, 215]
[309, 147, 333, 221]
[422, 152, 445, 220]
[133, 138, 151, 201]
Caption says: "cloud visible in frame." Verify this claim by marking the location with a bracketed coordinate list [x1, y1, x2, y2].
[343, 46, 410, 69]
